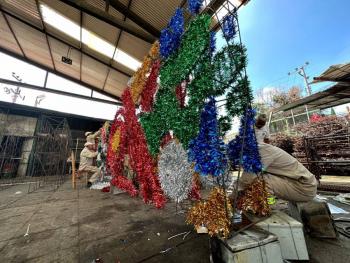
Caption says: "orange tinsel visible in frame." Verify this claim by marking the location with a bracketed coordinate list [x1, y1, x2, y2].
[130, 42, 160, 103]
[236, 177, 271, 217]
[187, 187, 233, 238]
[149, 41, 160, 60]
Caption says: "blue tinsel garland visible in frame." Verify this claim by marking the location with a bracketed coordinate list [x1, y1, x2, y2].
[227, 108, 262, 174]
[222, 15, 236, 40]
[160, 8, 184, 59]
[188, 97, 227, 177]
[188, 0, 204, 15]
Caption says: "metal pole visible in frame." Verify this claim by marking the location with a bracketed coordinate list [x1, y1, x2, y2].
[290, 110, 296, 126]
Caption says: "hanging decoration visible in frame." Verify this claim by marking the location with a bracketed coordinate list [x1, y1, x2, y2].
[188, 97, 227, 177]
[141, 14, 212, 156]
[227, 108, 262, 174]
[121, 90, 166, 208]
[187, 187, 233, 238]
[222, 14, 236, 40]
[130, 42, 160, 103]
[160, 8, 184, 59]
[160, 14, 211, 89]
[188, 0, 204, 15]
[140, 60, 161, 112]
[236, 177, 271, 217]
[158, 140, 193, 203]
[96, 121, 110, 180]
[210, 31, 216, 56]
[188, 172, 201, 200]
[175, 81, 187, 108]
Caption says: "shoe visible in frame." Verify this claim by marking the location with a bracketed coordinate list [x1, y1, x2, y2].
[87, 182, 92, 188]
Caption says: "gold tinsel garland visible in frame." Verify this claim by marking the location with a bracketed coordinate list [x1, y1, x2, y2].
[130, 42, 159, 103]
[187, 187, 233, 238]
[111, 128, 121, 153]
[236, 177, 271, 217]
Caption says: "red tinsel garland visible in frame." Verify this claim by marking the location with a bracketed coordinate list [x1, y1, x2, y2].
[107, 89, 166, 208]
[111, 175, 138, 196]
[175, 80, 187, 108]
[188, 172, 201, 200]
[122, 90, 166, 208]
[160, 132, 173, 148]
[140, 60, 161, 112]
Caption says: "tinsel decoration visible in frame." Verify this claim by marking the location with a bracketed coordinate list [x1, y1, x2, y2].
[140, 60, 161, 112]
[187, 187, 232, 238]
[141, 15, 212, 155]
[210, 31, 216, 56]
[112, 175, 138, 197]
[158, 140, 193, 203]
[188, 97, 227, 177]
[121, 90, 166, 208]
[188, 0, 204, 14]
[175, 81, 187, 108]
[111, 128, 121, 153]
[148, 41, 160, 60]
[130, 42, 160, 103]
[227, 108, 262, 174]
[188, 172, 201, 200]
[130, 56, 152, 103]
[160, 14, 210, 89]
[222, 15, 236, 40]
[212, 44, 247, 97]
[160, 131, 173, 148]
[160, 8, 184, 59]
[236, 177, 271, 217]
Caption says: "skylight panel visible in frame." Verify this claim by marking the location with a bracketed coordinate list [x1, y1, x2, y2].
[40, 4, 141, 71]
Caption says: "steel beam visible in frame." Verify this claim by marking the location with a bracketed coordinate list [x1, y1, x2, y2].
[102, 0, 133, 91]
[0, 77, 121, 106]
[35, 0, 56, 71]
[0, 9, 132, 78]
[107, 0, 160, 38]
[0, 46, 122, 102]
[60, 0, 156, 43]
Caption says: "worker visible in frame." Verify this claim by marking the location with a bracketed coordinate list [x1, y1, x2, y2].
[255, 114, 270, 144]
[79, 141, 101, 188]
[239, 143, 317, 202]
[85, 129, 101, 144]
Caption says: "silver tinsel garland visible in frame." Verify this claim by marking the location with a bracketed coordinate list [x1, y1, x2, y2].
[158, 140, 193, 203]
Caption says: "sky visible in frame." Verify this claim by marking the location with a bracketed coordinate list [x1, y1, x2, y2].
[237, 0, 350, 95]
[1, 0, 350, 119]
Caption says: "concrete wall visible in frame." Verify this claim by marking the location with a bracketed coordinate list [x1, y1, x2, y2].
[17, 138, 34, 177]
[0, 113, 37, 177]
[0, 113, 37, 137]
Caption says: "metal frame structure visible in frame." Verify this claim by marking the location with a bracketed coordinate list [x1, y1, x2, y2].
[27, 115, 72, 192]
[0, 107, 72, 192]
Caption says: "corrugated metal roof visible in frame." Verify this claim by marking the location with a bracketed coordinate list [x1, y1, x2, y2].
[129, 0, 182, 31]
[273, 83, 350, 114]
[313, 63, 350, 83]
[0, 0, 228, 100]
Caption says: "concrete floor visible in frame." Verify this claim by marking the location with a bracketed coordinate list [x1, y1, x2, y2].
[0, 181, 209, 263]
[1, 179, 350, 263]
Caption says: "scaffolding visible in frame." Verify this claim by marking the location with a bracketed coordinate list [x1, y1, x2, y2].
[27, 115, 72, 192]
[0, 110, 72, 192]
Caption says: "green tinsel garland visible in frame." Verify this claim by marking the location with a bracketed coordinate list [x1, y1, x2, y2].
[141, 15, 213, 156]
[212, 44, 247, 96]
[160, 14, 211, 89]
[140, 14, 253, 155]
